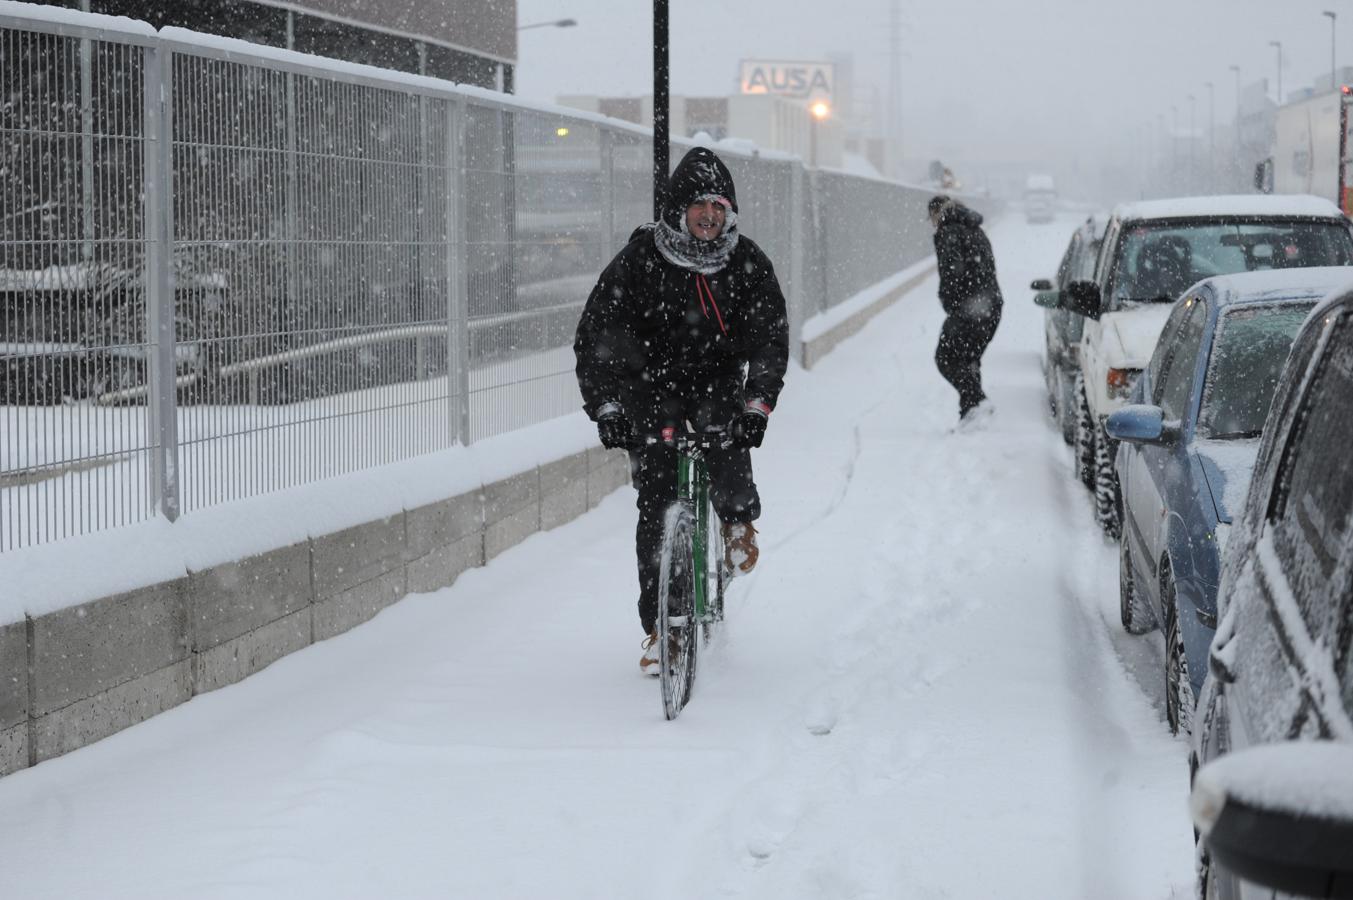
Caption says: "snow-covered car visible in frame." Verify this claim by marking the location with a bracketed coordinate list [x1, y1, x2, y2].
[1032, 213, 1108, 444]
[1189, 281, 1353, 900]
[1047, 194, 1353, 537]
[1106, 268, 1352, 735]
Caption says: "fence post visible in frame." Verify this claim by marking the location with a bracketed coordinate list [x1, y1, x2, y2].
[600, 128, 616, 261]
[787, 161, 807, 359]
[143, 44, 180, 521]
[447, 97, 472, 445]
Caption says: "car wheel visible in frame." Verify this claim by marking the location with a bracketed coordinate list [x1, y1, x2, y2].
[1057, 367, 1077, 446]
[1094, 435, 1121, 539]
[1073, 375, 1096, 490]
[1119, 536, 1154, 635]
[1163, 575, 1195, 736]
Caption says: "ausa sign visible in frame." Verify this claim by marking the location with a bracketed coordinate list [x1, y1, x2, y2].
[739, 60, 834, 102]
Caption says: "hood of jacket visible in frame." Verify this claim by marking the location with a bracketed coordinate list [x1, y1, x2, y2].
[661, 147, 739, 230]
[938, 202, 983, 229]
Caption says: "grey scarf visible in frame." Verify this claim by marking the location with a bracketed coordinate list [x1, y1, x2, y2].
[653, 209, 739, 275]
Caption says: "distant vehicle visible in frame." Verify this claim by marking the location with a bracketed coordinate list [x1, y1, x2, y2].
[1032, 214, 1108, 443]
[1024, 174, 1057, 224]
[1189, 281, 1353, 900]
[1041, 194, 1353, 537]
[1106, 267, 1352, 735]
[1255, 84, 1353, 214]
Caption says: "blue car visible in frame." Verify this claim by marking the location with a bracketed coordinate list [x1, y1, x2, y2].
[1106, 267, 1353, 735]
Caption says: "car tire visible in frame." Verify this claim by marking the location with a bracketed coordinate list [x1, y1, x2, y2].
[1163, 575, 1195, 736]
[1094, 435, 1121, 539]
[1073, 375, 1096, 490]
[1057, 367, 1077, 446]
[1119, 536, 1154, 635]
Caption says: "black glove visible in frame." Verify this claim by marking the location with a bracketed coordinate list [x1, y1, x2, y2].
[730, 401, 771, 449]
[596, 408, 634, 450]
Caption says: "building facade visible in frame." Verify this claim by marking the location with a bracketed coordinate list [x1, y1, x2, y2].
[36, 0, 516, 90]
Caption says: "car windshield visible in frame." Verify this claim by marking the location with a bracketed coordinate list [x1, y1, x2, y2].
[1198, 302, 1317, 439]
[1110, 220, 1353, 305]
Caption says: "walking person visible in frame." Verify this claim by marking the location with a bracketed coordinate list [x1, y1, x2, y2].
[574, 147, 790, 675]
[929, 195, 1003, 428]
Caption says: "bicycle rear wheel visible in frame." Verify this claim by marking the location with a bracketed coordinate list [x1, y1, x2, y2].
[657, 503, 698, 719]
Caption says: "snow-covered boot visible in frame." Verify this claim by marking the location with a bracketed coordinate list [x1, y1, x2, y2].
[722, 521, 759, 575]
[640, 631, 662, 676]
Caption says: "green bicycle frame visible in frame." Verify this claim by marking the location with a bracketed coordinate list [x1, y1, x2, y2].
[676, 453, 711, 622]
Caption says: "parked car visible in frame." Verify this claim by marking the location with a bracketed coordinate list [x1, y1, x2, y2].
[1033, 214, 1108, 444]
[1189, 281, 1353, 899]
[1044, 194, 1353, 537]
[1106, 267, 1353, 734]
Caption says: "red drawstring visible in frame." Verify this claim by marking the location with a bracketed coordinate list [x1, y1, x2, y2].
[695, 274, 727, 336]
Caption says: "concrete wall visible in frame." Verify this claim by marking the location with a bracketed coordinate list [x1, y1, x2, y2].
[0, 445, 630, 777]
[801, 263, 937, 369]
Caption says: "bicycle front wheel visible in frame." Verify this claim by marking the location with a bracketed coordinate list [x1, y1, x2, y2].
[657, 503, 699, 719]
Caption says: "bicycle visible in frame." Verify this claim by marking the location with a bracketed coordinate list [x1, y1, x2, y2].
[638, 426, 731, 720]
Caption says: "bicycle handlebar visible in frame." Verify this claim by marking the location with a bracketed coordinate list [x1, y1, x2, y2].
[627, 427, 734, 452]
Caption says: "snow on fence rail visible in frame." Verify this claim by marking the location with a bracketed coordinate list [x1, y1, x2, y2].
[0, 3, 981, 552]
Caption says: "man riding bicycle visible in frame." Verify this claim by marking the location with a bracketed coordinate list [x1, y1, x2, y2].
[574, 146, 790, 675]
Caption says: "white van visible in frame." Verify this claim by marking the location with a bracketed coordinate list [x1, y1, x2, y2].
[1024, 174, 1057, 224]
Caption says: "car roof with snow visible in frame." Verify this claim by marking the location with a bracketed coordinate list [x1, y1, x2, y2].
[1193, 266, 1353, 308]
[1113, 194, 1347, 222]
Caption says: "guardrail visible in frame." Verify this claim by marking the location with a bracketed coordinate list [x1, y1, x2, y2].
[0, 4, 989, 551]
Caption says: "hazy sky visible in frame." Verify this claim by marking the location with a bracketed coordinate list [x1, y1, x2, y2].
[515, 0, 1348, 188]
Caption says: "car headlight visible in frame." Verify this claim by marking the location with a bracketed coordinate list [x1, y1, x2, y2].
[1106, 367, 1141, 401]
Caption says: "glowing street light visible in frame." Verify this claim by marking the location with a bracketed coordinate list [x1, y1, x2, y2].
[809, 100, 831, 168]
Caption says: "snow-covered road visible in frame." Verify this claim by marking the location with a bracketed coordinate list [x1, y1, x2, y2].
[0, 213, 1195, 899]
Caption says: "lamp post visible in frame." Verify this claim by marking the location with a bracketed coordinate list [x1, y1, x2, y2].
[1324, 11, 1338, 91]
[1230, 64, 1242, 186]
[1205, 81, 1215, 192]
[653, 0, 668, 220]
[1188, 93, 1197, 192]
[1270, 40, 1283, 104]
[1171, 104, 1179, 190]
[809, 100, 831, 168]
[517, 17, 576, 30]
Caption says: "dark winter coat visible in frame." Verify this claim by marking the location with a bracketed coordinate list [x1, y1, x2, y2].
[573, 148, 789, 419]
[934, 203, 1003, 320]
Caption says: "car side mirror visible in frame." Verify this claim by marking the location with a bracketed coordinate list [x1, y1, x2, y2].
[1033, 290, 1063, 309]
[1063, 280, 1102, 320]
[1191, 744, 1353, 897]
[1208, 643, 1237, 683]
[1030, 279, 1054, 291]
[1104, 405, 1180, 446]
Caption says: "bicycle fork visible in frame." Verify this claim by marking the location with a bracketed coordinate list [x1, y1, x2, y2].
[677, 453, 711, 623]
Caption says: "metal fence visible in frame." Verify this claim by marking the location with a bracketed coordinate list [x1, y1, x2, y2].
[0, 7, 976, 552]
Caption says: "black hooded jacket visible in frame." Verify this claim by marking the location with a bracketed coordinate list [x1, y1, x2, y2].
[934, 203, 1003, 319]
[573, 147, 790, 419]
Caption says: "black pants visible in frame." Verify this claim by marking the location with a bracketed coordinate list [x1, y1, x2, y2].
[628, 386, 759, 634]
[935, 311, 1000, 416]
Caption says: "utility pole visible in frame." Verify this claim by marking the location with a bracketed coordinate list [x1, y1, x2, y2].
[653, 0, 669, 219]
[1188, 94, 1197, 192]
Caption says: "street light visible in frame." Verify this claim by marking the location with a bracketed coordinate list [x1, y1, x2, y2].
[1270, 40, 1283, 104]
[1324, 11, 1338, 91]
[517, 17, 577, 30]
[1205, 81, 1215, 192]
[1188, 93, 1197, 191]
[809, 100, 831, 168]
